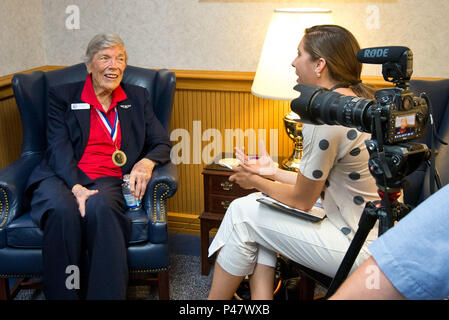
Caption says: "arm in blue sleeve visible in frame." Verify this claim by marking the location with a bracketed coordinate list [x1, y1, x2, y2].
[369, 184, 449, 300]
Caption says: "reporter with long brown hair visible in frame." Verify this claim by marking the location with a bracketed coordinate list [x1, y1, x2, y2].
[208, 25, 379, 300]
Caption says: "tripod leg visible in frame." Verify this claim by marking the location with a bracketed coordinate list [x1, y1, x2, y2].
[325, 202, 379, 298]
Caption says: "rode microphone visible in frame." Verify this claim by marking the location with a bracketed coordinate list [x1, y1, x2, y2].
[357, 46, 413, 85]
[357, 46, 411, 64]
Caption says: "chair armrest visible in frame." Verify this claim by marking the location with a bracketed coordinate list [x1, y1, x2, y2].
[0, 153, 42, 230]
[142, 162, 178, 243]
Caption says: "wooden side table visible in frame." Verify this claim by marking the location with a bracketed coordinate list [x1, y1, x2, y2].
[200, 161, 256, 275]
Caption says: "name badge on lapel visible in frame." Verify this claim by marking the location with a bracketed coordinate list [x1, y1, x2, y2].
[119, 104, 132, 109]
[71, 103, 91, 110]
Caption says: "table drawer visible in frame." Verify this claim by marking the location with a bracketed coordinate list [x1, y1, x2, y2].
[205, 174, 254, 197]
[206, 194, 240, 214]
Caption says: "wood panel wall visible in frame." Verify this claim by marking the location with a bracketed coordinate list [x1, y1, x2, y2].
[0, 67, 441, 235]
[168, 76, 293, 233]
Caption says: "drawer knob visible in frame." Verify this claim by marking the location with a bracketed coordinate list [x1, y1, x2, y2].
[220, 181, 233, 191]
[221, 200, 231, 209]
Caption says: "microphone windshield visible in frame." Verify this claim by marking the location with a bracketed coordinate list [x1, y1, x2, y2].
[357, 46, 410, 64]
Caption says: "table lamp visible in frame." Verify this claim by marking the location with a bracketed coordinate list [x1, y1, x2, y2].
[251, 8, 333, 171]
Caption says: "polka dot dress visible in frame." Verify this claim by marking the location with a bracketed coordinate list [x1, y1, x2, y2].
[299, 124, 379, 242]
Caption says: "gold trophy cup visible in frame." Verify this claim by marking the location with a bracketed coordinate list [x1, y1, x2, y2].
[282, 111, 303, 172]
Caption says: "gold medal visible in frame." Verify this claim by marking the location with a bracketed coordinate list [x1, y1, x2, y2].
[112, 149, 127, 167]
[95, 108, 125, 167]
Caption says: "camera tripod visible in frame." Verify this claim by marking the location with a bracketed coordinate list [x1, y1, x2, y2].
[324, 139, 430, 298]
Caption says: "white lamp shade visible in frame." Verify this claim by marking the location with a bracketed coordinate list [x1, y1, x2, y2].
[251, 8, 333, 101]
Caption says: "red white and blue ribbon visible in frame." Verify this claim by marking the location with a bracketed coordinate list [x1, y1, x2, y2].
[96, 108, 119, 143]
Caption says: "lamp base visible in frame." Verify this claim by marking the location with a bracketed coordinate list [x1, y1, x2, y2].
[282, 158, 301, 172]
[282, 149, 301, 172]
[282, 112, 303, 173]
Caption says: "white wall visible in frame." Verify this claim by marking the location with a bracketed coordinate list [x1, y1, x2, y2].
[2, 0, 449, 78]
[0, 0, 46, 76]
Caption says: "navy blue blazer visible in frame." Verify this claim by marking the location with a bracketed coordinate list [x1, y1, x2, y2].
[27, 80, 172, 191]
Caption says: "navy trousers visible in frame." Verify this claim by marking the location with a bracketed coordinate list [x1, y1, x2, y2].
[30, 176, 131, 300]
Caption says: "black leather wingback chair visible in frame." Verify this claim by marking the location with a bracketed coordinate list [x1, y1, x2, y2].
[0, 64, 178, 300]
[292, 79, 449, 299]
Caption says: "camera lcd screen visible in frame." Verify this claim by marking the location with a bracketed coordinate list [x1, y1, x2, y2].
[394, 114, 416, 139]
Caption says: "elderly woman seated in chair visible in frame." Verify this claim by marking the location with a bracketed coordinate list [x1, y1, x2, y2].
[25, 33, 171, 300]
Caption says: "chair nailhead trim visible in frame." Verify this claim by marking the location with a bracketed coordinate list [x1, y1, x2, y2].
[152, 183, 170, 223]
[0, 188, 9, 228]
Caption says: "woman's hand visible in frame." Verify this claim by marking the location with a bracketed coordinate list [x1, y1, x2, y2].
[129, 158, 156, 201]
[235, 141, 277, 178]
[229, 165, 257, 190]
[71, 184, 99, 217]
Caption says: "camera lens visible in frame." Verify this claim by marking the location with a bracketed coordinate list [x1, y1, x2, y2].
[291, 84, 374, 133]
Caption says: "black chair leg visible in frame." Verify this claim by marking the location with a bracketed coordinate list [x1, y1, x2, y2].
[298, 275, 316, 300]
[158, 270, 169, 300]
[0, 278, 10, 300]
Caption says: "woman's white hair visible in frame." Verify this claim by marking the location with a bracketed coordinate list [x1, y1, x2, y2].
[84, 33, 127, 64]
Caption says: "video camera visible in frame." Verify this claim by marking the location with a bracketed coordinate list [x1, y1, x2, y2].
[291, 46, 429, 145]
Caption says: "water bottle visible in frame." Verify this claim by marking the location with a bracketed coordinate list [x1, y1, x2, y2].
[122, 174, 141, 210]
